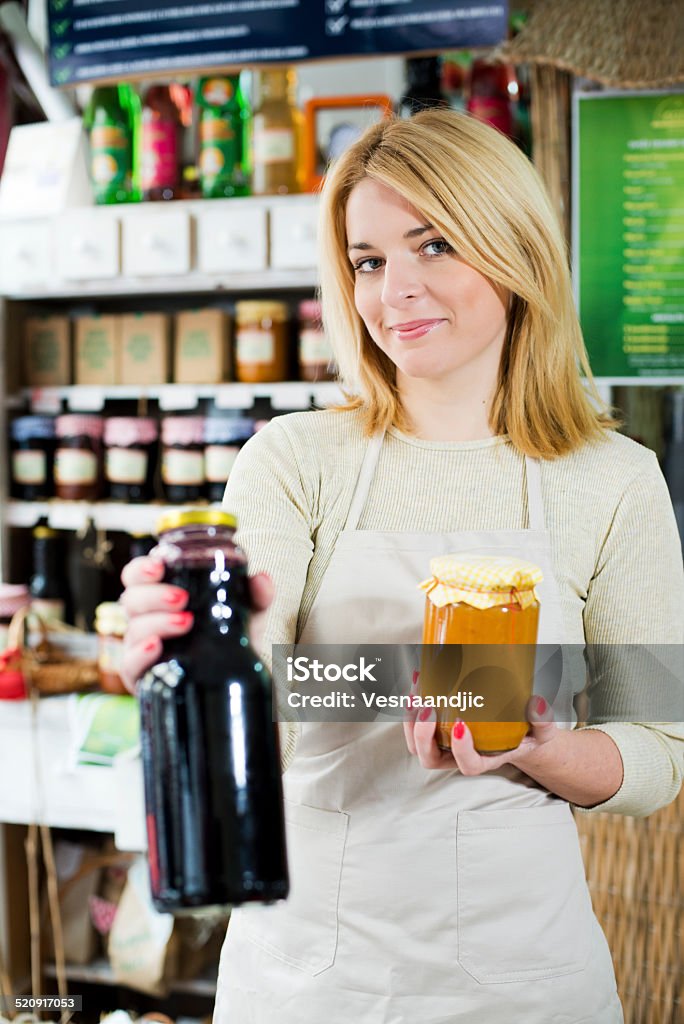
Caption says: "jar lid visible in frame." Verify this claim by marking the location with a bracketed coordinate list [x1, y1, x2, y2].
[161, 416, 205, 446]
[204, 417, 255, 444]
[33, 525, 58, 539]
[95, 601, 128, 636]
[104, 417, 159, 447]
[235, 300, 289, 324]
[0, 584, 30, 619]
[156, 509, 237, 535]
[55, 415, 104, 440]
[419, 554, 543, 610]
[11, 416, 56, 442]
[298, 299, 322, 321]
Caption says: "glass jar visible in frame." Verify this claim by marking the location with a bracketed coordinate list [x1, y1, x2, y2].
[297, 299, 335, 382]
[10, 416, 56, 500]
[138, 508, 288, 911]
[54, 415, 104, 501]
[95, 601, 129, 694]
[419, 554, 542, 753]
[161, 416, 205, 503]
[204, 417, 255, 503]
[234, 301, 289, 383]
[104, 417, 159, 503]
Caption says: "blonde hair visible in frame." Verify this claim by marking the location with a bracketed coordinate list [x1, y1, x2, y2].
[318, 108, 618, 458]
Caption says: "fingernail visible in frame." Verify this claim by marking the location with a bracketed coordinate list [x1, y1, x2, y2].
[418, 707, 432, 722]
[142, 563, 162, 578]
[162, 590, 186, 606]
[143, 637, 159, 653]
[412, 670, 420, 688]
[169, 612, 193, 628]
[453, 720, 465, 740]
[536, 696, 547, 714]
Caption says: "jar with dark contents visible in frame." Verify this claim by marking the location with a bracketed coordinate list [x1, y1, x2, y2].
[104, 417, 159, 503]
[11, 416, 56, 500]
[204, 417, 255, 503]
[54, 415, 104, 501]
[234, 300, 290, 383]
[161, 416, 206, 504]
[297, 299, 335, 382]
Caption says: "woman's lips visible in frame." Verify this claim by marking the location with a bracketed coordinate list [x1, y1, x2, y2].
[389, 319, 445, 340]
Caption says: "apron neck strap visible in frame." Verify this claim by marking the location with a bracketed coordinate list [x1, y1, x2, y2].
[345, 430, 385, 531]
[524, 455, 545, 531]
[345, 433, 546, 533]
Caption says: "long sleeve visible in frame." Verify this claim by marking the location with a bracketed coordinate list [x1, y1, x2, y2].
[576, 449, 684, 817]
[223, 418, 317, 770]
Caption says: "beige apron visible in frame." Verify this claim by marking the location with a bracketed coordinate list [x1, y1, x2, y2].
[215, 432, 623, 1024]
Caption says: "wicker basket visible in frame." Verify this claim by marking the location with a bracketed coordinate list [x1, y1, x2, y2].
[3, 606, 99, 696]
[574, 792, 683, 1024]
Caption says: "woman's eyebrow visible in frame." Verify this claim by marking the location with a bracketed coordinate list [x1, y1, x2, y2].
[347, 224, 434, 255]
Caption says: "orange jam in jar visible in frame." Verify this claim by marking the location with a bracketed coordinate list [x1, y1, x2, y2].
[419, 554, 542, 753]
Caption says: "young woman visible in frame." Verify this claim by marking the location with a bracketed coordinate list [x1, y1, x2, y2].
[121, 110, 683, 1023]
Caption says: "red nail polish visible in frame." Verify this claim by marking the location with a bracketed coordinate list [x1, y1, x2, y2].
[418, 707, 431, 722]
[536, 697, 547, 714]
[453, 720, 465, 740]
[163, 590, 186, 606]
[169, 612, 193, 628]
[142, 563, 162, 578]
[412, 670, 420, 687]
[143, 637, 159, 653]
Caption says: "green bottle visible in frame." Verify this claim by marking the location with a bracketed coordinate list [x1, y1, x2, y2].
[197, 74, 251, 199]
[84, 84, 141, 204]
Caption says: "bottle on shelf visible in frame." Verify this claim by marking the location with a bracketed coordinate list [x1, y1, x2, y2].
[251, 67, 303, 195]
[440, 52, 470, 113]
[138, 509, 289, 912]
[197, 74, 251, 199]
[29, 523, 71, 625]
[466, 58, 516, 139]
[663, 389, 684, 547]
[398, 56, 448, 118]
[141, 83, 183, 201]
[84, 84, 141, 204]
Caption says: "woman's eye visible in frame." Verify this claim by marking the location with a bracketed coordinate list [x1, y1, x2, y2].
[353, 256, 383, 274]
[422, 238, 453, 257]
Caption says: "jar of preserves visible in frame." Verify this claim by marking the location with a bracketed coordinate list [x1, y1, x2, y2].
[138, 508, 289, 911]
[161, 416, 205, 504]
[95, 601, 129, 694]
[297, 299, 335, 382]
[54, 415, 104, 501]
[104, 417, 159, 503]
[204, 417, 255, 503]
[418, 554, 542, 753]
[234, 301, 289, 383]
[11, 416, 55, 500]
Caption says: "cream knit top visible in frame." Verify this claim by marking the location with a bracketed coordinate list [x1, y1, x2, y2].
[223, 407, 684, 818]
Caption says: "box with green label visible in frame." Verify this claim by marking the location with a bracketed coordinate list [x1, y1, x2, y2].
[74, 316, 120, 385]
[24, 316, 71, 386]
[174, 309, 230, 384]
[120, 313, 170, 385]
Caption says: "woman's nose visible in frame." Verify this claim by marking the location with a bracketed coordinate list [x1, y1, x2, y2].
[380, 260, 425, 306]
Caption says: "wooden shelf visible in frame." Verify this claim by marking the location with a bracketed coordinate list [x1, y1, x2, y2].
[44, 958, 217, 997]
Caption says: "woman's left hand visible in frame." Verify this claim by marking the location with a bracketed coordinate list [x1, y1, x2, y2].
[404, 680, 559, 774]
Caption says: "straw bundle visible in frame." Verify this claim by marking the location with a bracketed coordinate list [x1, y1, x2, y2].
[574, 790, 683, 1023]
[495, 0, 684, 88]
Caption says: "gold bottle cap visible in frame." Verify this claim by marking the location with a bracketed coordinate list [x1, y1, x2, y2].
[155, 508, 237, 535]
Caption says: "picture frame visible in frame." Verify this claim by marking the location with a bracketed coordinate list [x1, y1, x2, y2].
[303, 94, 394, 192]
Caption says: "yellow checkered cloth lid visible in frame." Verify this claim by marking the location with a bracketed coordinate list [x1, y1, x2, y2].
[419, 554, 543, 610]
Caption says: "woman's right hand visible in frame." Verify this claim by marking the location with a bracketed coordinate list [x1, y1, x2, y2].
[119, 556, 274, 694]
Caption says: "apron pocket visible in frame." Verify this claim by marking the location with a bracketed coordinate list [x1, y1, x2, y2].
[456, 802, 593, 984]
[239, 799, 349, 976]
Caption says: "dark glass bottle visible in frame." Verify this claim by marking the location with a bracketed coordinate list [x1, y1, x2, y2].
[30, 524, 71, 625]
[138, 509, 289, 912]
[664, 389, 684, 548]
[398, 57, 448, 118]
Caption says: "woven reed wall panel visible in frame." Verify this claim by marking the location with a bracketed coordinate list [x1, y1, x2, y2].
[530, 66, 571, 247]
[574, 789, 683, 1024]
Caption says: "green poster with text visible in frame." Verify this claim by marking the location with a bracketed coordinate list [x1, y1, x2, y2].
[576, 92, 684, 377]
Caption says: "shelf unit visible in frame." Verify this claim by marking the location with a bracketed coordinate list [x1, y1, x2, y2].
[44, 959, 217, 998]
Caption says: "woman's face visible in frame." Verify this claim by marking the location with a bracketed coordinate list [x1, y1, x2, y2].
[345, 178, 508, 389]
